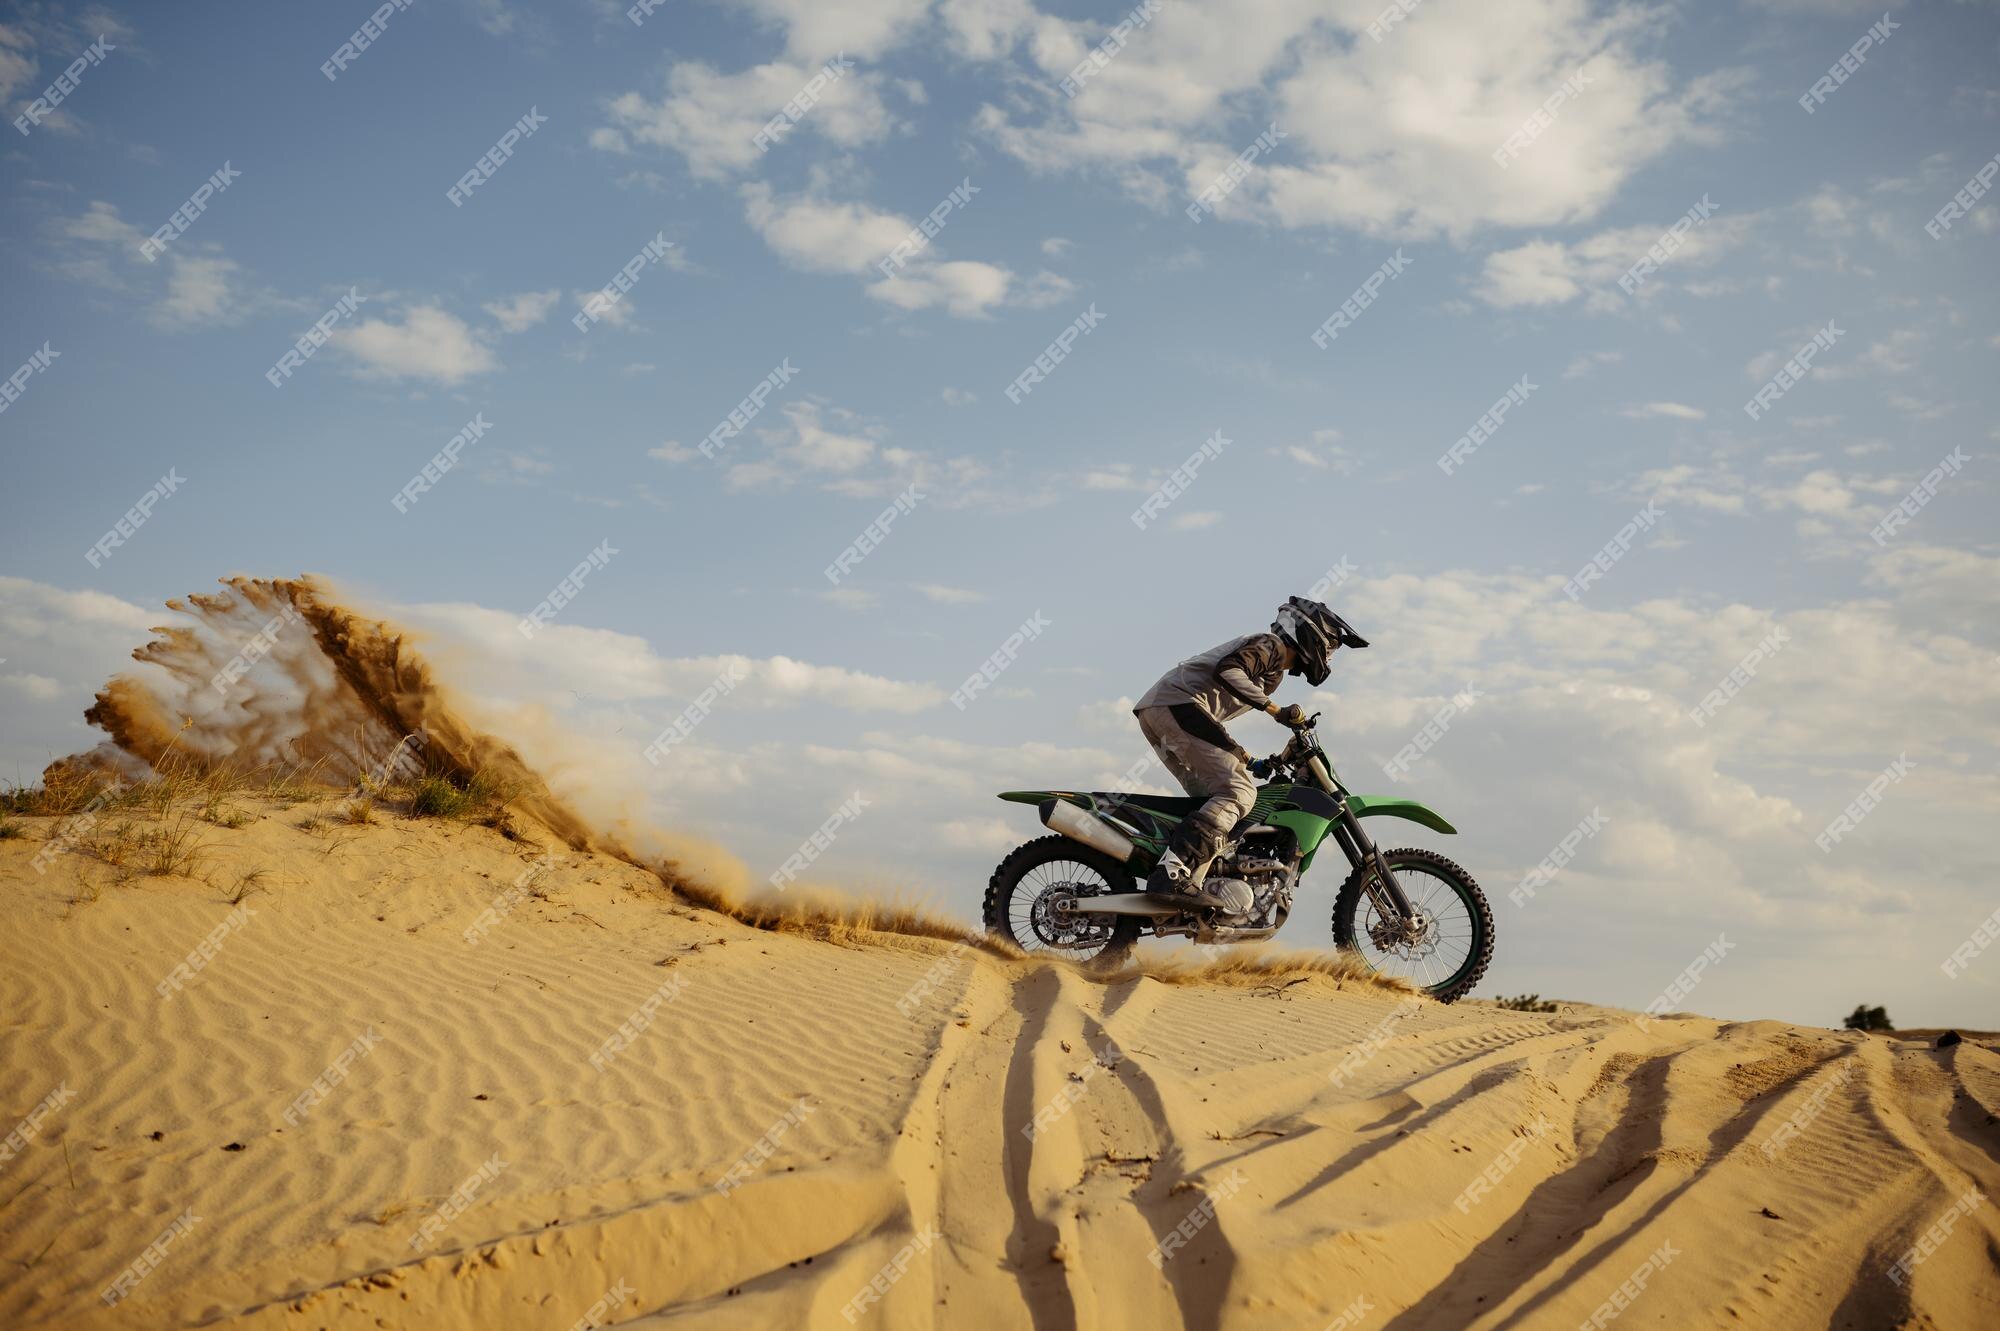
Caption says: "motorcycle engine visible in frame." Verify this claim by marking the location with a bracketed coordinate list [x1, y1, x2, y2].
[1211, 827, 1299, 927]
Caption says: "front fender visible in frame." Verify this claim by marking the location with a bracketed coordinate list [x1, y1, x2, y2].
[1344, 794, 1457, 835]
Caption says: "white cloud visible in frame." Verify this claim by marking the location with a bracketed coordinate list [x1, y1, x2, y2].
[976, 0, 1740, 241]
[1563, 349, 1624, 379]
[1476, 213, 1752, 308]
[1621, 402, 1706, 421]
[1168, 511, 1221, 530]
[599, 59, 897, 179]
[735, 0, 933, 60]
[866, 259, 1013, 318]
[46, 202, 277, 330]
[941, 387, 977, 406]
[915, 584, 986, 604]
[482, 289, 561, 333]
[332, 305, 498, 384]
[150, 253, 243, 329]
[741, 182, 1038, 319]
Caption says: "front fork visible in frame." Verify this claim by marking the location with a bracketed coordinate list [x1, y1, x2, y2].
[1332, 807, 1417, 925]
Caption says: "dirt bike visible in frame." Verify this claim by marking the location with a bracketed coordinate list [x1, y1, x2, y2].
[983, 712, 1493, 1002]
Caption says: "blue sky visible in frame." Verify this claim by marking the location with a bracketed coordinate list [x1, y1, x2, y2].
[3, 0, 1996, 1028]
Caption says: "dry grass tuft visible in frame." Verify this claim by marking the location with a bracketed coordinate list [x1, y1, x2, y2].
[660, 869, 1013, 957]
[1126, 944, 1415, 997]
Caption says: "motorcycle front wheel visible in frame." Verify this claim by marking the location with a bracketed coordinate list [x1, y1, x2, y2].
[1333, 847, 1494, 1003]
[984, 835, 1142, 968]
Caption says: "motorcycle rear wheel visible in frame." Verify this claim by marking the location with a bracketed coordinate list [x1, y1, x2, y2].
[984, 835, 1142, 968]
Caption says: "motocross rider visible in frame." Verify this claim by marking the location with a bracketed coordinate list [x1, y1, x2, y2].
[1133, 597, 1368, 900]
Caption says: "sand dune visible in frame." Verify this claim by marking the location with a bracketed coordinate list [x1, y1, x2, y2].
[3, 801, 1995, 1330]
[4, 579, 1996, 1328]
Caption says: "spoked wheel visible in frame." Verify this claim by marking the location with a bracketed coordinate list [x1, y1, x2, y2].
[983, 836, 1141, 968]
[1333, 847, 1493, 1003]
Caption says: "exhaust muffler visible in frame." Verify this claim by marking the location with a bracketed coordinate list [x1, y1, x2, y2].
[1040, 799, 1134, 861]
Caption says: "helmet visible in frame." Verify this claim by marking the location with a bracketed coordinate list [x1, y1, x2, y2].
[1272, 596, 1368, 686]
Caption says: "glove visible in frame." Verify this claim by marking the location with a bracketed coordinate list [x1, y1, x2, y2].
[1249, 756, 1275, 779]
[1271, 703, 1307, 727]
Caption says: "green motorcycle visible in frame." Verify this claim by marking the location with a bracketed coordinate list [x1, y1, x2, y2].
[983, 713, 1493, 1002]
